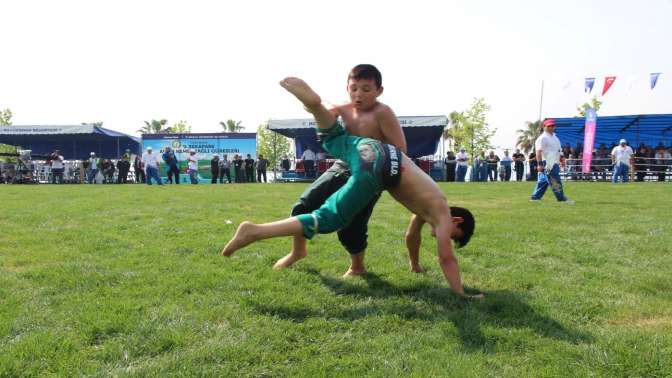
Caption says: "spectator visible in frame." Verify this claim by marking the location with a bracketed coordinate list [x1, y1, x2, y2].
[528, 151, 537, 181]
[142, 146, 163, 185]
[654, 145, 671, 182]
[301, 147, 316, 178]
[455, 148, 469, 182]
[594, 144, 610, 181]
[116, 149, 132, 184]
[162, 146, 180, 184]
[486, 151, 500, 182]
[219, 154, 232, 183]
[562, 144, 572, 159]
[512, 148, 525, 181]
[500, 150, 513, 181]
[281, 155, 291, 171]
[211, 154, 220, 184]
[257, 154, 269, 183]
[471, 152, 483, 182]
[86, 152, 100, 184]
[444, 151, 456, 182]
[245, 154, 255, 183]
[187, 149, 199, 184]
[49, 149, 64, 184]
[530, 119, 573, 203]
[611, 139, 634, 183]
[101, 158, 115, 184]
[633, 145, 649, 182]
[233, 154, 244, 183]
[316, 150, 326, 161]
[133, 155, 145, 184]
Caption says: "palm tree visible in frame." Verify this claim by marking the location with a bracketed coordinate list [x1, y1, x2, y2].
[442, 111, 463, 151]
[515, 120, 542, 154]
[138, 119, 168, 134]
[220, 120, 244, 133]
[169, 120, 191, 134]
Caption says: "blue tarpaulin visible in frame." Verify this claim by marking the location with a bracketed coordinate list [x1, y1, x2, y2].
[268, 115, 447, 158]
[0, 125, 141, 159]
[552, 114, 672, 148]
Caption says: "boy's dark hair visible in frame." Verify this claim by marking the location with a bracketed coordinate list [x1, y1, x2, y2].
[348, 64, 382, 88]
[449, 206, 475, 248]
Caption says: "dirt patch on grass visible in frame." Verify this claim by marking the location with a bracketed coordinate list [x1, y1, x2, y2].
[609, 316, 672, 329]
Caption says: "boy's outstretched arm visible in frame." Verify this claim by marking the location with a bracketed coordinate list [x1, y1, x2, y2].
[405, 214, 425, 273]
[435, 221, 484, 300]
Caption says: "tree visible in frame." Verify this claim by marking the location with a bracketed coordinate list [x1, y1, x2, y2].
[256, 123, 291, 171]
[448, 98, 495, 159]
[442, 111, 463, 151]
[167, 120, 191, 134]
[515, 120, 542, 154]
[220, 119, 244, 133]
[577, 96, 603, 117]
[0, 108, 12, 126]
[0, 108, 16, 162]
[138, 119, 168, 134]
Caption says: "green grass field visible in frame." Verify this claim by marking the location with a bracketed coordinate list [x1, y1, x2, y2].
[1, 182, 671, 377]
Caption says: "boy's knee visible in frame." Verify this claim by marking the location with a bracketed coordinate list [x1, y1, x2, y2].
[290, 201, 310, 217]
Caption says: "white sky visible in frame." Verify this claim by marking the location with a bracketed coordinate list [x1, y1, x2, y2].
[2, 0, 671, 149]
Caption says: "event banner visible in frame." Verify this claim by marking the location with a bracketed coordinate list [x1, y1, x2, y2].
[141, 133, 256, 184]
[582, 109, 597, 174]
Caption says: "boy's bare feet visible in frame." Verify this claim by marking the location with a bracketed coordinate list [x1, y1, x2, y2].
[279, 77, 322, 109]
[410, 264, 425, 273]
[273, 250, 307, 269]
[342, 267, 367, 278]
[221, 221, 257, 257]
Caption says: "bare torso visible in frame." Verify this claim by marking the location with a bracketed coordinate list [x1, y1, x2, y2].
[332, 103, 396, 145]
[389, 154, 450, 227]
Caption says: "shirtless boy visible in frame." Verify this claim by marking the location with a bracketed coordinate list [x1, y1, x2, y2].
[276, 64, 408, 277]
[222, 77, 481, 299]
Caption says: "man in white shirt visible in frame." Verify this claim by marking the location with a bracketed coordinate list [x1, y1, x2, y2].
[455, 148, 469, 182]
[187, 149, 199, 184]
[611, 139, 634, 183]
[301, 147, 316, 178]
[49, 149, 64, 184]
[141, 146, 163, 185]
[86, 152, 100, 184]
[530, 119, 573, 203]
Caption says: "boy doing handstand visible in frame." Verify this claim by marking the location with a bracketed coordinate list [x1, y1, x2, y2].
[222, 77, 481, 299]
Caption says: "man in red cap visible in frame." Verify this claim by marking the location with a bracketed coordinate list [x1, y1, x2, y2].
[530, 118, 574, 204]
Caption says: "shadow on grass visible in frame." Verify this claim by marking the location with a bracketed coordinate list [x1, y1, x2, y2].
[250, 268, 592, 353]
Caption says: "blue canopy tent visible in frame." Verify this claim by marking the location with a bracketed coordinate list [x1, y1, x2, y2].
[267, 115, 447, 158]
[0, 125, 141, 159]
[553, 114, 672, 148]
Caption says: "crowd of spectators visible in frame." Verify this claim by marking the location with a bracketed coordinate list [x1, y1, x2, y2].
[440, 141, 672, 182]
[0, 148, 275, 185]
[3, 141, 671, 184]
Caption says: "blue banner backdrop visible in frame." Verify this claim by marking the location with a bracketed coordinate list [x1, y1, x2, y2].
[141, 133, 256, 184]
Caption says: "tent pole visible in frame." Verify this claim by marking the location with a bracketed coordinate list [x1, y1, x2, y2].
[271, 122, 277, 182]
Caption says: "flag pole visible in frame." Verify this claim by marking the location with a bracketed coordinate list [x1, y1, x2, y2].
[537, 80, 545, 121]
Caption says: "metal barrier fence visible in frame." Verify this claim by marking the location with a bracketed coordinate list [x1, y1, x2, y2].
[562, 157, 671, 182]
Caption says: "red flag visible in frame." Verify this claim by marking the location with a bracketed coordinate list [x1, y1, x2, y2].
[602, 76, 616, 95]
